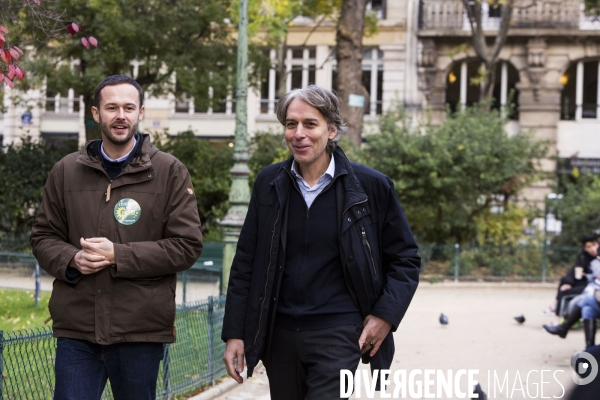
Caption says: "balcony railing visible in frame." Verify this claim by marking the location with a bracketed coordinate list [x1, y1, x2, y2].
[418, 0, 585, 31]
[44, 93, 83, 115]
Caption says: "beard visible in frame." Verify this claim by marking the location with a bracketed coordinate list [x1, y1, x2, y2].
[99, 116, 139, 146]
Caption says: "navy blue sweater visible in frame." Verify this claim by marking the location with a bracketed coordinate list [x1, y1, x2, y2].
[275, 179, 362, 331]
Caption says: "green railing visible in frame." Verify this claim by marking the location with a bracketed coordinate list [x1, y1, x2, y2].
[0, 295, 227, 400]
[419, 244, 581, 281]
[0, 243, 585, 299]
[0, 242, 226, 306]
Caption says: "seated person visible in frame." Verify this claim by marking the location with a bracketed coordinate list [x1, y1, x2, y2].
[545, 259, 600, 348]
[553, 235, 599, 316]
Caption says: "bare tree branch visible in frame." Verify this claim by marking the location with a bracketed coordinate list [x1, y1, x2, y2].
[462, 0, 489, 62]
[489, 0, 513, 62]
[301, 15, 328, 47]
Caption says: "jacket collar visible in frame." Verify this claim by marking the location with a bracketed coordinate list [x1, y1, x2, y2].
[76, 134, 156, 175]
[332, 147, 368, 209]
[271, 147, 368, 210]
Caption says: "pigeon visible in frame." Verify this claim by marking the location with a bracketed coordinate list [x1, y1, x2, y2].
[439, 313, 448, 325]
[472, 383, 487, 399]
[514, 315, 525, 324]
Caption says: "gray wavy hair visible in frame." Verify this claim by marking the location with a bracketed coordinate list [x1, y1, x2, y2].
[275, 85, 348, 153]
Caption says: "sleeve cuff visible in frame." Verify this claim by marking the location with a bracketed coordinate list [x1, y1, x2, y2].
[65, 266, 82, 281]
[62, 248, 83, 283]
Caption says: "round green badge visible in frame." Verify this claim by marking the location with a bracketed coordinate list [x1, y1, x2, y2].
[114, 198, 141, 225]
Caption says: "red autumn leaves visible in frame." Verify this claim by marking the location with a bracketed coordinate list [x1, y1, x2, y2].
[0, 20, 98, 89]
[67, 22, 97, 50]
[0, 25, 25, 89]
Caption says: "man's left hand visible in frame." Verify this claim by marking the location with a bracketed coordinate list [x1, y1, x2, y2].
[81, 237, 116, 265]
[359, 315, 392, 357]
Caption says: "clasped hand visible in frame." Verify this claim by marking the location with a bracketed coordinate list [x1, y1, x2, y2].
[69, 237, 115, 275]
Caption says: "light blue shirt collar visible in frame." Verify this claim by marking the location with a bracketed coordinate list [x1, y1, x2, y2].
[101, 136, 138, 162]
[290, 155, 335, 208]
[291, 154, 335, 188]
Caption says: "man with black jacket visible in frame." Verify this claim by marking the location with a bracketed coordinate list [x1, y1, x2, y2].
[221, 85, 420, 399]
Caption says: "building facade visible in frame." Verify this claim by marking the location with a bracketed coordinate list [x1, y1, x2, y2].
[415, 0, 600, 208]
[0, 0, 412, 149]
[3, 0, 599, 211]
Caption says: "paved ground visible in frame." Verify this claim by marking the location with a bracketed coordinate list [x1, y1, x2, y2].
[211, 283, 589, 400]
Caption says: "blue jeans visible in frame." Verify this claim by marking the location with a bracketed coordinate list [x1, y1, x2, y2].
[579, 294, 600, 320]
[54, 338, 164, 400]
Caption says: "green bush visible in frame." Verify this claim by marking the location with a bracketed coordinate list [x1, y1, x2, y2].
[355, 104, 548, 245]
[0, 136, 77, 248]
[158, 131, 233, 240]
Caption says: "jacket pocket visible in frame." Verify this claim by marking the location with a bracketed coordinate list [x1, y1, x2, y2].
[110, 276, 175, 335]
[49, 279, 96, 333]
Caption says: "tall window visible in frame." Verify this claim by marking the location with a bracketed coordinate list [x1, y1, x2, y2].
[561, 60, 600, 120]
[463, 0, 502, 31]
[367, 0, 386, 19]
[332, 48, 384, 116]
[260, 47, 316, 115]
[445, 60, 519, 119]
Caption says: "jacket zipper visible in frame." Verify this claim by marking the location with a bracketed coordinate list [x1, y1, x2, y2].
[361, 227, 377, 275]
[254, 211, 280, 345]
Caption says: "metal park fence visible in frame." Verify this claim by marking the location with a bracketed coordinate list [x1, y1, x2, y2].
[0, 295, 227, 400]
[419, 244, 581, 282]
[0, 242, 225, 306]
[0, 243, 584, 302]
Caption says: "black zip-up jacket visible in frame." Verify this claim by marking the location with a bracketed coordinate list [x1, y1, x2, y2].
[221, 148, 421, 377]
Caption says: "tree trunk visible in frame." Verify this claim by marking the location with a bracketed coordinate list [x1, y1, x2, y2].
[462, 0, 513, 111]
[79, 59, 100, 142]
[84, 92, 100, 142]
[276, 40, 288, 100]
[336, 0, 369, 146]
[480, 60, 498, 105]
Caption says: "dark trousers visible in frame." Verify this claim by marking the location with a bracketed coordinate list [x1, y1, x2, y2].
[54, 338, 164, 400]
[264, 324, 363, 400]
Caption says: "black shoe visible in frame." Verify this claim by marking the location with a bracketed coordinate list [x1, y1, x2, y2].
[543, 307, 582, 339]
[544, 324, 568, 338]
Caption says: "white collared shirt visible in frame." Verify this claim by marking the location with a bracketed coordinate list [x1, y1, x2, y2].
[100, 136, 139, 162]
[290, 155, 335, 208]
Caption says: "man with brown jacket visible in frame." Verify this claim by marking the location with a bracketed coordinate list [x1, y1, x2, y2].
[30, 75, 203, 400]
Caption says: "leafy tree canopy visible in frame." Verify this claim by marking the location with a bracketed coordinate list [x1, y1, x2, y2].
[248, 130, 289, 186]
[0, 136, 77, 248]
[156, 131, 233, 241]
[23, 0, 269, 139]
[553, 175, 600, 247]
[351, 104, 548, 245]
